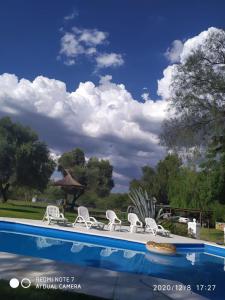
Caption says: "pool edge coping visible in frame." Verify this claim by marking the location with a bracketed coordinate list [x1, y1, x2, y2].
[0, 217, 224, 254]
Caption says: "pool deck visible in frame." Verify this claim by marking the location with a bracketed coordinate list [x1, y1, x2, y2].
[0, 217, 222, 300]
[0, 216, 210, 245]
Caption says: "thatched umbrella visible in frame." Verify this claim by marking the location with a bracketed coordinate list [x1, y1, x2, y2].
[54, 169, 84, 213]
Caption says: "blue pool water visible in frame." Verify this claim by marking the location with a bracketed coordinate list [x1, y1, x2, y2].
[0, 221, 225, 300]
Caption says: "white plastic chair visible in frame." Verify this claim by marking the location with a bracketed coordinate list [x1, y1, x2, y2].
[106, 210, 122, 231]
[73, 206, 104, 229]
[42, 205, 67, 225]
[145, 217, 170, 236]
[128, 213, 143, 233]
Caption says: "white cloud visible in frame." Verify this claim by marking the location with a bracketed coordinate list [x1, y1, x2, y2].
[95, 53, 124, 68]
[165, 39, 183, 63]
[141, 92, 150, 102]
[157, 65, 176, 100]
[180, 27, 220, 63]
[76, 28, 108, 46]
[64, 10, 78, 21]
[0, 73, 167, 191]
[64, 59, 76, 66]
[58, 26, 123, 69]
[159, 27, 223, 100]
[59, 33, 84, 62]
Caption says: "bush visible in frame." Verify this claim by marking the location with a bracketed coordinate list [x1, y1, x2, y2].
[161, 220, 188, 237]
[211, 202, 225, 223]
[77, 192, 131, 211]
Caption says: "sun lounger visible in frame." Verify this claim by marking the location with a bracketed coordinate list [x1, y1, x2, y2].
[42, 205, 67, 225]
[145, 217, 170, 236]
[73, 206, 105, 229]
[106, 210, 122, 231]
[128, 213, 143, 233]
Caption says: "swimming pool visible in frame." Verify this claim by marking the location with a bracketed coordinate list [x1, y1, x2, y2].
[0, 221, 224, 300]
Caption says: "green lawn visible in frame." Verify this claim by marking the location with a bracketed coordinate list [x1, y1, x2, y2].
[0, 200, 76, 222]
[200, 227, 224, 244]
[0, 280, 103, 300]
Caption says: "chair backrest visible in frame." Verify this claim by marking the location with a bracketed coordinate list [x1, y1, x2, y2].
[46, 205, 60, 218]
[145, 217, 158, 230]
[78, 206, 90, 221]
[106, 210, 117, 221]
[128, 213, 140, 225]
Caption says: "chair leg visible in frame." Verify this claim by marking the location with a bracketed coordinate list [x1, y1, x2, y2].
[73, 216, 79, 227]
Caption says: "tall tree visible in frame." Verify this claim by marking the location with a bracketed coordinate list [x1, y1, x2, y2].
[156, 154, 182, 203]
[86, 157, 114, 197]
[0, 117, 55, 202]
[58, 148, 86, 185]
[161, 28, 225, 153]
[129, 154, 181, 204]
[58, 149, 114, 197]
[130, 166, 157, 197]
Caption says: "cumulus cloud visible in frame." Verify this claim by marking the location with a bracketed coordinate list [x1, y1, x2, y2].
[58, 26, 124, 69]
[158, 27, 222, 100]
[0, 73, 167, 191]
[95, 53, 124, 68]
[141, 92, 151, 102]
[157, 65, 176, 100]
[164, 39, 183, 63]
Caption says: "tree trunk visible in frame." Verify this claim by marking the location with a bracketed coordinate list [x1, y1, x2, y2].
[0, 183, 10, 203]
[70, 190, 84, 210]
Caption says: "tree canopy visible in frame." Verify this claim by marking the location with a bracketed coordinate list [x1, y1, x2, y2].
[58, 148, 114, 197]
[130, 154, 181, 204]
[161, 28, 225, 152]
[0, 117, 55, 202]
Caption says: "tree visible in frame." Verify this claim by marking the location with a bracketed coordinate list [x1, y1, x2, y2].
[0, 117, 55, 202]
[58, 148, 86, 186]
[129, 154, 181, 204]
[58, 148, 85, 168]
[86, 157, 114, 197]
[200, 145, 225, 205]
[58, 149, 114, 198]
[130, 166, 157, 197]
[168, 167, 213, 210]
[155, 154, 182, 203]
[161, 28, 225, 152]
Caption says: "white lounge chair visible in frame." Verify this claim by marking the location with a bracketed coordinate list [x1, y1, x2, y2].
[145, 217, 170, 237]
[128, 213, 143, 233]
[73, 206, 105, 229]
[106, 210, 122, 231]
[42, 205, 67, 225]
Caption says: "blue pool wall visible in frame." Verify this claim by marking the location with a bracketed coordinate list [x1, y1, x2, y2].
[0, 221, 225, 257]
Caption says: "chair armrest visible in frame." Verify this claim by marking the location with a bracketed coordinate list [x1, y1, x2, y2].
[60, 213, 65, 218]
[89, 217, 98, 223]
[137, 221, 143, 227]
[157, 224, 165, 230]
[115, 217, 122, 224]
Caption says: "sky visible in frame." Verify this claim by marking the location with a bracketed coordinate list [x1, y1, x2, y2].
[0, 0, 224, 192]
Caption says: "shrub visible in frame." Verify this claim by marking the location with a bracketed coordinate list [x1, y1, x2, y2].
[161, 220, 188, 237]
